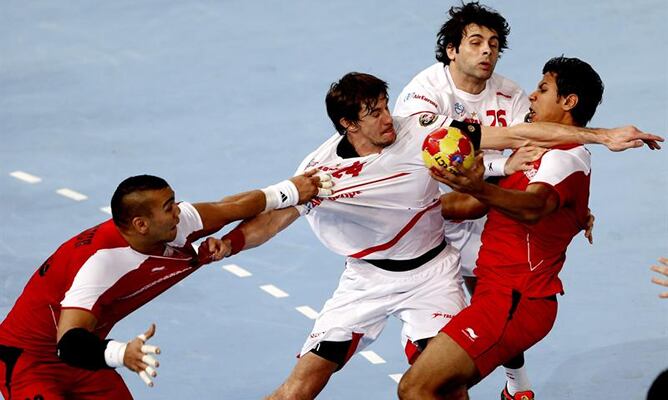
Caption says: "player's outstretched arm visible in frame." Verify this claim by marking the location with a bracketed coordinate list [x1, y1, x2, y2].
[193, 170, 332, 232]
[432, 154, 559, 224]
[56, 309, 162, 387]
[220, 207, 301, 257]
[480, 123, 663, 151]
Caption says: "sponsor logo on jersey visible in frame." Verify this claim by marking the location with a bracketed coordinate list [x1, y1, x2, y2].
[404, 92, 439, 109]
[431, 312, 455, 319]
[462, 327, 479, 341]
[310, 331, 325, 339]
[306, 190, 363, 213]
[418, 113, 437, 126]
[454, 102, 465, 115]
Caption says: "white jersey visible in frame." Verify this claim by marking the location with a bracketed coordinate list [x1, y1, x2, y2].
[393, 63, 529, 129]
[393, 63, 530, 276]
[295, 114, 456, 261]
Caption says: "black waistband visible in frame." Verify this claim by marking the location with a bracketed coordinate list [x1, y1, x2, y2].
[363, 240, 447, 272]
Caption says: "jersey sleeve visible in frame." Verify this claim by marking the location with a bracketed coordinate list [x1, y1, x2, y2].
[508, 92, 531, 127]
[60, 248, 149, 315]
[529, 148, 591, 206]
[170, 202, 204, 248]
[393, 81, 441, 117]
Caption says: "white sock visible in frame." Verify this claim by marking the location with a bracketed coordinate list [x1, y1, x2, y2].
[505, 366, 531, 394]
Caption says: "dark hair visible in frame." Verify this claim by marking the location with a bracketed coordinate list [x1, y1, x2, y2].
[325, 72, 389, 135]
[111, 175, 170, 228]
[542, 56, 604, 126]
[436, 2, 510, 65]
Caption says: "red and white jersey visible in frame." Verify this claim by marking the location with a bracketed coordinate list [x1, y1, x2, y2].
[393, 63, 530, 273]
[476, 145, 592, 297]
[0, 202, 204, 357]
[393, 63, 529, 128]
[295, 114, 458, 261]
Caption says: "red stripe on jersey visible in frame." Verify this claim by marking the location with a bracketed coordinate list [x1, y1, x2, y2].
[496, 91, 512, 99]
[332, 172, 410, 195]
[349, 200, 441, 259]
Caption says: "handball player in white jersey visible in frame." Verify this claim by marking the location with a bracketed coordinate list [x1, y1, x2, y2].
[217, 72, 659, 400]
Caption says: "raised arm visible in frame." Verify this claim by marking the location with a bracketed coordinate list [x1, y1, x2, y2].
[479, 123, 663, 151]
[193, 170, 330, 233]
[220, 207, 301, 257]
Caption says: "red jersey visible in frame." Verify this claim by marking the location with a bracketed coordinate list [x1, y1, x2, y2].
[476, 145, 591, 297]
[0, 202, 205, 359]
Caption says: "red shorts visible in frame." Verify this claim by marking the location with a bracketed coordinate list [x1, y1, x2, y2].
[440, 283, 558, 379]
[0, 345, 133, 400]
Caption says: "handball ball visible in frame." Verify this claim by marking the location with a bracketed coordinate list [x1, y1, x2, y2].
[421, 127, 475, 172]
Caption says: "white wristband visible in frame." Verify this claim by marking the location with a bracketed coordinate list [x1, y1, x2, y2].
[105, 339, 127, 368]
[483, 154, 508, 177]
[261, 180, 299, 211]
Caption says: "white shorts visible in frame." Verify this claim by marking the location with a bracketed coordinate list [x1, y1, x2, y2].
[443, 217, 485, 277]
[300, 244, 466, 360]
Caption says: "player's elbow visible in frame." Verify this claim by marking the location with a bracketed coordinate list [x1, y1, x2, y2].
[520, 211, 542, 225]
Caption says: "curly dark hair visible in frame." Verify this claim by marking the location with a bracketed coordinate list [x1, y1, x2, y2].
[436, 2, 510, 65]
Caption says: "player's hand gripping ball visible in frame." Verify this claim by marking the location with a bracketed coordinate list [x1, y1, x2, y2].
[421, 127, 475, 173]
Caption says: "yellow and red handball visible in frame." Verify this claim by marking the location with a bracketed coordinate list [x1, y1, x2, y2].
[421, 126, 475, 173]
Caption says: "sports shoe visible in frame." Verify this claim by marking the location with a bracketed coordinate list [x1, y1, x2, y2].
[501, 385, 535, 400]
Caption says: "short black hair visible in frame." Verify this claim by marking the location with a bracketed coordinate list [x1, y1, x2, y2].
[543, 56, 604, 126]
[111, 175, 170, 228]
[325, 72, 389, 135]
[436, 2, 510, 65]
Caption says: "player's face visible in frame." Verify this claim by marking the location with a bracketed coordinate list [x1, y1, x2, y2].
[527, 72, 569, 124]
[353, 95, 396, 150]
[448, 24, 500, 83]
[144, 187, 181, 243]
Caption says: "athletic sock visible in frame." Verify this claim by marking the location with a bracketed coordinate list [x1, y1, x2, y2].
[505, 365, 531, 394]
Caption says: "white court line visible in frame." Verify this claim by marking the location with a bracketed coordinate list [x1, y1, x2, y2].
[100, 206, 111, 214]
[389, 374, 403, 383]
[260, 284, 289, 298]
[359, 350, 386, 364]
[295, 305, 319, 319]
[222, 264, 252, 278]
[10, 171, 42, 184]
[56, 188, 88, 201]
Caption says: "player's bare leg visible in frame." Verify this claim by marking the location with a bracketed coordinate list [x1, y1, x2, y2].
[265, 352, 338, 400]
[398, 332, 477, 400]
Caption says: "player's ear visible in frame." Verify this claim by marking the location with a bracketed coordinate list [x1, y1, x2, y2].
[446, 43, 457, 62]
[131, 216, 150, 235]
[562, 94, 578, 112]
[340, 118, 358, 134]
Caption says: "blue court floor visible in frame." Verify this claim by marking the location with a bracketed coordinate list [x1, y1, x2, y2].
[1, 1, 666, 398]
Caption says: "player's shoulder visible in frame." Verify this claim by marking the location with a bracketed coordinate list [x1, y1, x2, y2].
[403, 63, 450, 93]
[488, 73, 525, 99]
[296, 132, 344, 172]
[393, 113, 450, 135]
[540, 145, 592, 175]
